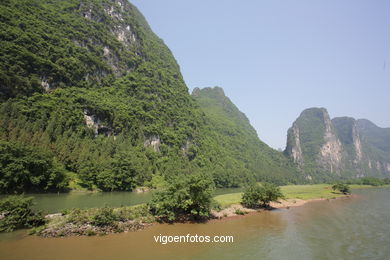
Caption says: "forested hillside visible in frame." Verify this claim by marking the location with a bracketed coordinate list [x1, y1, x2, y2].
[0, 0, 300, 193]
[192, 87, 302, 186]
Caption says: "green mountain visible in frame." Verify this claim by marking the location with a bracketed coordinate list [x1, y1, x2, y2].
[0, 0, 300, 192]
[356, 119, 390, 156]
[285, 108, 390, 181]
[192, 87, 302, 186]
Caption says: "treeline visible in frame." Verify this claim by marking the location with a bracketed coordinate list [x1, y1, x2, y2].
[345, 177, 390, 186]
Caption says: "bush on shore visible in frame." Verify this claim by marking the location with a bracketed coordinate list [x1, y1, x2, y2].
[332, 183, 351, 194]
[0, 195, 45, 232]
[148, 173, 214, 221]
[35, 204, 154, 237]
[241, 182, 284, 208]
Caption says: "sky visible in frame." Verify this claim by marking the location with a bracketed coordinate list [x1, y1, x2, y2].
[131, 0, 390, 150]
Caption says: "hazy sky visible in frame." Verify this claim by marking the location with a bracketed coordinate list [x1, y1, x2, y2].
[131, 0, 390, 149]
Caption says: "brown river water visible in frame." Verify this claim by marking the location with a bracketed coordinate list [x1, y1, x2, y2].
[0, 188, 389, 260]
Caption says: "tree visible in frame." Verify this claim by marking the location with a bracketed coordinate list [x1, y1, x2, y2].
[261, 182, 285, 206]
[332, 183, 351, 194]
[148, 173, 214, 221]
[0, 195, 45, 232]
[241, 183, 264, 208]
[241, 182, 284, 208]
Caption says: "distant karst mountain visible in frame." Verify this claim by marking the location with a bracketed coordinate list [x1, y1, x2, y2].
[285, 107, 390, 181]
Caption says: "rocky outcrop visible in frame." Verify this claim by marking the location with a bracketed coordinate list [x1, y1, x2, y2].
[286, 123, 304, 166]
[286, 108, 390, 180]
[352, 121, 363, 162]
[318, 110, 343, 174]
[83, 109, 113, 137]
[144, 135, 161, 152]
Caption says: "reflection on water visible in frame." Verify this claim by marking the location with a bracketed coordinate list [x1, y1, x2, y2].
[0, 188, 389, 259]
[0, 187, 244, 214]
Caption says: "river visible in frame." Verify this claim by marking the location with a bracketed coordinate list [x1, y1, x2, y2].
[0, 188, 389, 259]
[0, 187, 243, 214]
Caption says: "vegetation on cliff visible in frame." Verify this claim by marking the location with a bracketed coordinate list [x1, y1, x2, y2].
[192, 87, 303, 187]
[285, 107, 390, 181]
[0, 0, 306, 193]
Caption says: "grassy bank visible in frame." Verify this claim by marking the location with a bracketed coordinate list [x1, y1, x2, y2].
[214, 184, 389, 208]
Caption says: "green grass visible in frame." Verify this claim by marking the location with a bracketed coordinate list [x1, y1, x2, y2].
[213, 193, 243, 208]
[281, 184, 342, 200]
[213, 184, 389, 208]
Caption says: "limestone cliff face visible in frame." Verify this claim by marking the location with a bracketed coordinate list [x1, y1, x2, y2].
[352, 122, 363, 162]
[285, 108, 344, 176]
[286, 108, 390, 180]
[317, 109, 343, 174]
[286, 123, 304, 167]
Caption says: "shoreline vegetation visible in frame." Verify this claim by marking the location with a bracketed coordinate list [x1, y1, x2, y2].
[4, 183, 385, 238]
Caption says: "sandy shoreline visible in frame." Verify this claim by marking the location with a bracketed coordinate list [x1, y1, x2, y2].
[210, 195, 353, 220]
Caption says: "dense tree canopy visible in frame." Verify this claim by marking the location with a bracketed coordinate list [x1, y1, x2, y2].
[0, 140, 68, 193]
[0, 0, 305, 193]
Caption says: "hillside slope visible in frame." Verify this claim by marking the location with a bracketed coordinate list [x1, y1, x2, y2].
[0, 0, 300, 192]
[0, 0, 207, 192]
[193, 87, 302, 186]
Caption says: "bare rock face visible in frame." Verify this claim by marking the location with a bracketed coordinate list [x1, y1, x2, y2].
[83, 109, 112, 137]
[287, 123, 304, 167]
[318, 110, 343, 174]
[144, 135, 161, 152]
[285, 108, 339, 172]
[76, 0, 143, 78]
[352, 121, 363, 162]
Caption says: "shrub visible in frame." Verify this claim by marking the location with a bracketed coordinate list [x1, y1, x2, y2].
[241, 182, 284, 208]
[92, 207, 117, 226]
[241, 183, 264, 208]
[0, 195, 45, 232]
[66, 208, 90, 225]
[261, 182, 284, 206]
[332, 183, 351, 194]
[114, 204, 151, 221]
[235, 209, 246, 215]
[149, 173, 214, 221]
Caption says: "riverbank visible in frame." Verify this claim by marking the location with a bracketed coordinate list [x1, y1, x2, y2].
[1, 188, 389, 260]
[34, 205, 155, 237]
[213, 183, 389, 208]
[210, 196, 351, 219]
[210, 184, 384, 219]
[17, 184, 389, 237]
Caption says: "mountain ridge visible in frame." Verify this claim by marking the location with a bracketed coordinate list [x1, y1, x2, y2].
[285, 107, 390, 181]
